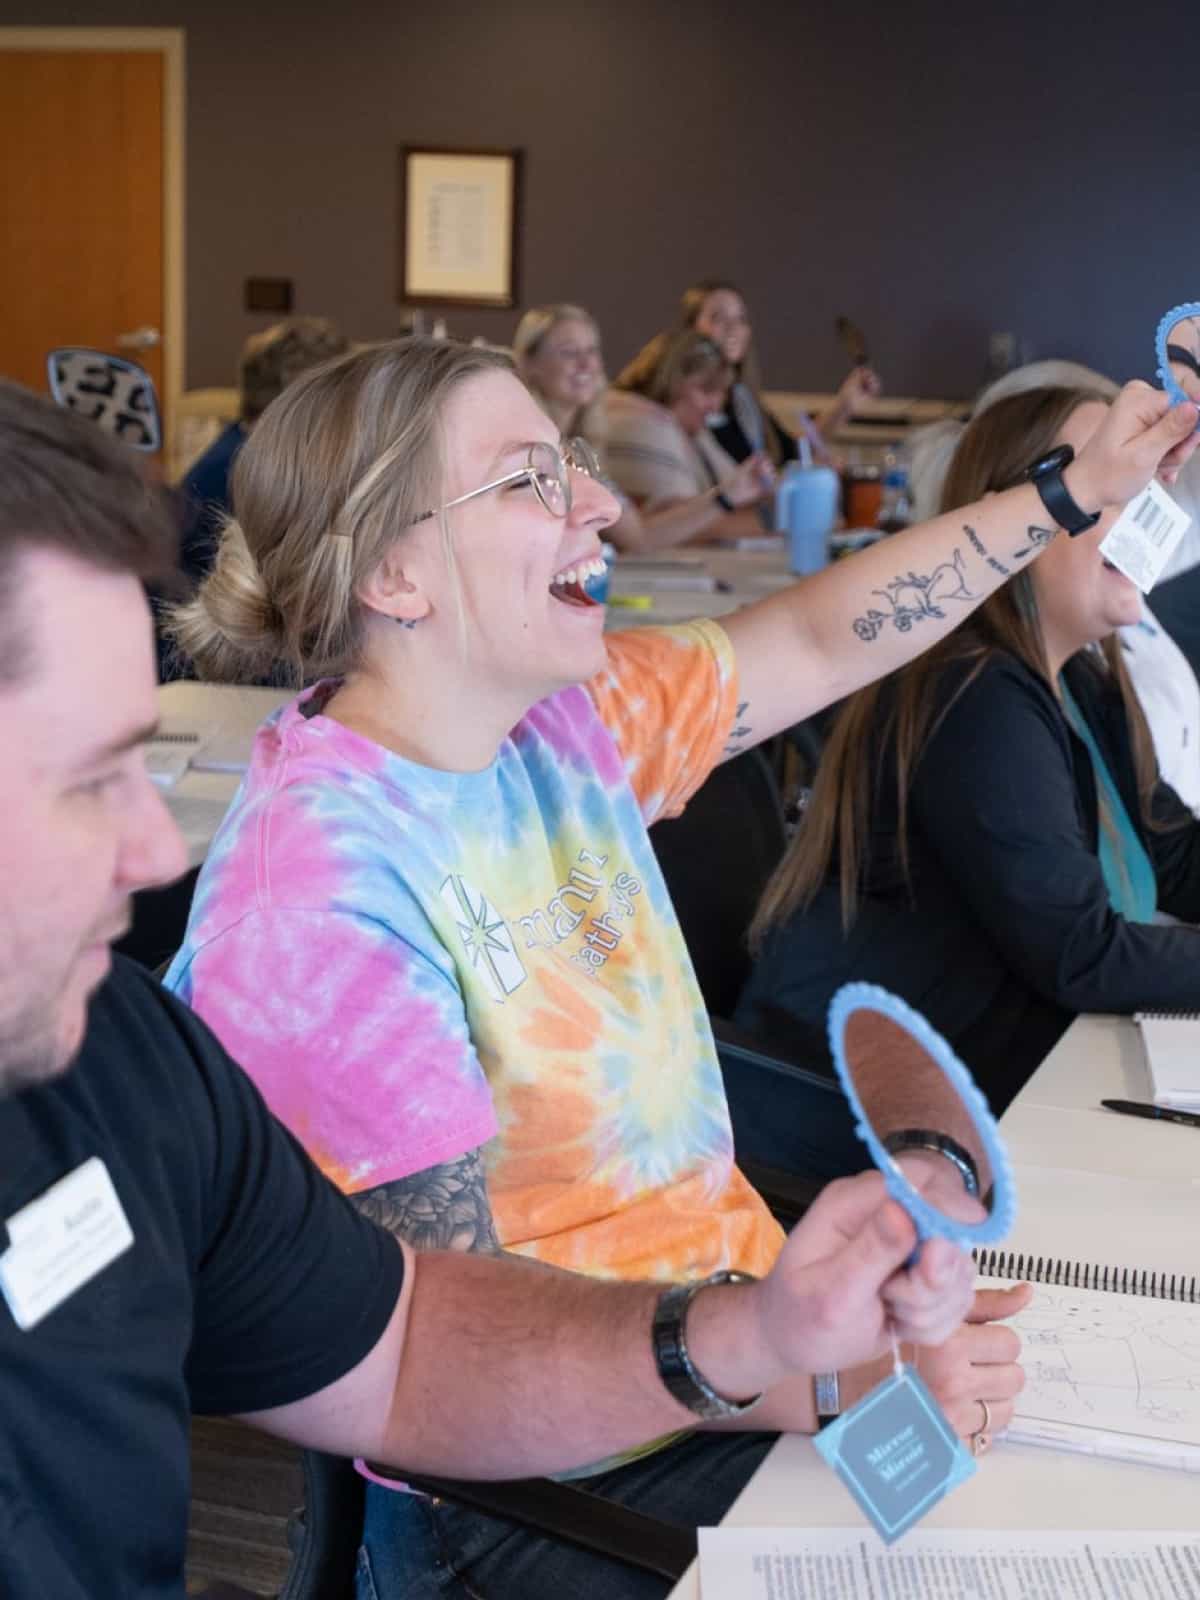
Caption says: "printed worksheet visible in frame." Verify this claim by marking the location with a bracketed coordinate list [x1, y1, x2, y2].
[698, 1528, 1200, 1598]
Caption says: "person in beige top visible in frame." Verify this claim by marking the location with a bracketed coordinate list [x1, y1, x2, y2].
[606, 329, 776, 549]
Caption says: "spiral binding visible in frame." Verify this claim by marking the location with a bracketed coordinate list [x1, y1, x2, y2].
[973, 1249, 1200, 1303]
[1138, 1010, 1200, 1021]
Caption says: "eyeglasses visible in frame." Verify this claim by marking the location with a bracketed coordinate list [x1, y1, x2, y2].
[413, 437, 602, 525]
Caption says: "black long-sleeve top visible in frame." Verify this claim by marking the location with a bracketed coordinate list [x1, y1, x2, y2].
[736, 649, 1200, 1110]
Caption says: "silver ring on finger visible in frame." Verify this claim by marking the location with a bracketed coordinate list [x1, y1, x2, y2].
[969, 1398, 992, 1457]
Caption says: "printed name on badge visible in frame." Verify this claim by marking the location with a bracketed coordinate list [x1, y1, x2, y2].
[0, 1157, 133, 1331]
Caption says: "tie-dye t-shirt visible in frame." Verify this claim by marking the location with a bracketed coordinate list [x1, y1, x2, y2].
[165, 621, 784, 1283]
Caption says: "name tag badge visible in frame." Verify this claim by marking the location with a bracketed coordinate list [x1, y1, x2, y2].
[0, 1157, 134, 1331]
[813, 1364, 976, 1544]
[1099, 479, 1191, 594]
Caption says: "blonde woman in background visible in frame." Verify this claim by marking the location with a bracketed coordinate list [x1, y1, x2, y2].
[606, 328, 777, 547]
[513, 303, 644, 549]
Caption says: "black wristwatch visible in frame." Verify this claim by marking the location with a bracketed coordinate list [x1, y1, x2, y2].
[1025, 444, 1100, 537]
[882, 1129, 981, 1198]
[714, 488, 736, 513]
[652, 1271, 763, 1420]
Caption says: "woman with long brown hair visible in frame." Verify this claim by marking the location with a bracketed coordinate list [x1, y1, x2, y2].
[682, 279, 881, 467]
[739, 385, 1200, 1114]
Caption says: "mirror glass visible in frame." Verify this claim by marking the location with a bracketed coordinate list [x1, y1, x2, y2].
[828, 982, 1015, 1249]
[46, 348, 162, 452]
[1155, 303, 1200, 414]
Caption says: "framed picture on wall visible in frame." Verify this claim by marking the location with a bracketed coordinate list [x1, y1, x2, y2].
[399, 146, 523, 308]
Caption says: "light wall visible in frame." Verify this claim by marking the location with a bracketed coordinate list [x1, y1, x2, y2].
[4, 0, 1196, 396]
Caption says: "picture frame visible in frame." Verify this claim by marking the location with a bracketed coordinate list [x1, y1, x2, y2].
[398, 145, 523, 309]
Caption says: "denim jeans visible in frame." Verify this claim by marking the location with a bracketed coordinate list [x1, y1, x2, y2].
[354, 1431, 778, 1600]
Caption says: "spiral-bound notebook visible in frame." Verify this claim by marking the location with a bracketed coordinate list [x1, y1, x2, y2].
[976, 1249, 1200, 1473]
[1133, 1011, 1200, 1110]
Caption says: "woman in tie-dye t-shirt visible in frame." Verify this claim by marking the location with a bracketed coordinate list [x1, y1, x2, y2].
[161, 335, 1114, 1597]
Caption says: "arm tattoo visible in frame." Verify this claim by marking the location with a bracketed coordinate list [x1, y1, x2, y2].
[850, 547, 979, 642]
[963, 523, 1011, 578]
[1010, 523, 1055, 562]
[723, 699, 753, 756]
[353, 1148, 500, 1253]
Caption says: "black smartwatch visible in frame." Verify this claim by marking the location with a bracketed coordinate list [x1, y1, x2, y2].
[652, 1271, 763, 1420]
[1025, 444, 1100, 537]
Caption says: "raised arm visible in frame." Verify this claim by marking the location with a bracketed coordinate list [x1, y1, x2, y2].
[720, 383, 1198, 757]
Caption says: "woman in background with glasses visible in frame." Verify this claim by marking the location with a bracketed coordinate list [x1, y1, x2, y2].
[513, 302, 646, 551]
[605, 327, 777, 546]
[162, 338, 1191, 1600]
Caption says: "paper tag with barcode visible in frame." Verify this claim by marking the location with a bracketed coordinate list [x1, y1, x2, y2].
[1099, 479, 1191, 593]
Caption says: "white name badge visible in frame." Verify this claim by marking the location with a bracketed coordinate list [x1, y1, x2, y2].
[1099, 478, 1192, 594]
[0, 1157, 134, 1331]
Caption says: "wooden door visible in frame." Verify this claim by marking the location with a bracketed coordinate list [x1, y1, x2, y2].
[0, 49, 165, 428]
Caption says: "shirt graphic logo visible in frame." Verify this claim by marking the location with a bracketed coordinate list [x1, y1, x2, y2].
[440, 874, 527, 1002]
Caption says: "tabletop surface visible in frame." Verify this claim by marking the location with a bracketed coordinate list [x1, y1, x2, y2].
[666, 1015, 1200, 1597]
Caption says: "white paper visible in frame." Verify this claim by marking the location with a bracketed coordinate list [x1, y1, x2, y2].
[698, 1527, 1200, 1598]
[1099, 480, 1191, 594]
[974, 1276, 1200, 1471]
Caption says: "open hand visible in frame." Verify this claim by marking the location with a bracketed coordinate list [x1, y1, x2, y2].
[841, 1282, 1030, 1441]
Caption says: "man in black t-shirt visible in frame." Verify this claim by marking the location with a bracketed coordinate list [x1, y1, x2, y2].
[0, 382, 984, 1599]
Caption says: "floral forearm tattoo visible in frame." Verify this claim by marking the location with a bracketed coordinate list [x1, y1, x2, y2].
[850, 547, 979, 642]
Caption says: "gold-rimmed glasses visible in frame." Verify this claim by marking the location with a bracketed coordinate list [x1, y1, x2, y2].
[412, 437, 601, 525]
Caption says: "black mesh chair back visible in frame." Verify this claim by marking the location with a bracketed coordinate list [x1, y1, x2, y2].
[649, 748, 786, 1018]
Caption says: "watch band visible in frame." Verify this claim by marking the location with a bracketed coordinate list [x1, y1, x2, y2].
[1026, 444, 1100, 537]
[814, 1369, 841, 1430]
[714, 487, 735, 513]
[652, 1271, 763, 1421]
[882, 1129, 981, 1198]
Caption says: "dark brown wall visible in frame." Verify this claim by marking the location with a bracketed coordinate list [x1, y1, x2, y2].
[4, 0, 1196, 396]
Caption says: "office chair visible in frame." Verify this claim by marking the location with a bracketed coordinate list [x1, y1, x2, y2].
[649, 747, 787, 1018]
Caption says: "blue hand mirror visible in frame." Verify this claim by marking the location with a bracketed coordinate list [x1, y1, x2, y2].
[827, 983, 1016, 1250]
[46, 347, 163, 452]
[1156, 303, 1200, 420]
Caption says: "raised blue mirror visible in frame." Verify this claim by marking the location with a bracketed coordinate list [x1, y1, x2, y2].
[1156, 303, 1200, 417]
[828, 983, 1016, 1250]
[46, 348, 162, 452]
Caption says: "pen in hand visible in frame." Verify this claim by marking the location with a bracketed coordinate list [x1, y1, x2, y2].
[1101, 1098, 1200, 1129]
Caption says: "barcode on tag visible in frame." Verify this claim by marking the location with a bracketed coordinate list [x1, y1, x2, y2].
[1099, 478, 1192, 594]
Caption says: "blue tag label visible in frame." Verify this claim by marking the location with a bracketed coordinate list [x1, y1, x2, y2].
[813, 1365, 976, 1544]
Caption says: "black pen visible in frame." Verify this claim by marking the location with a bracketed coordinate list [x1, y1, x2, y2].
[1101, 1098, 1200, 1129]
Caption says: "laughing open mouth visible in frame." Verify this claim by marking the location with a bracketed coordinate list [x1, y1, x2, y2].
[549, 555, 607, 608]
